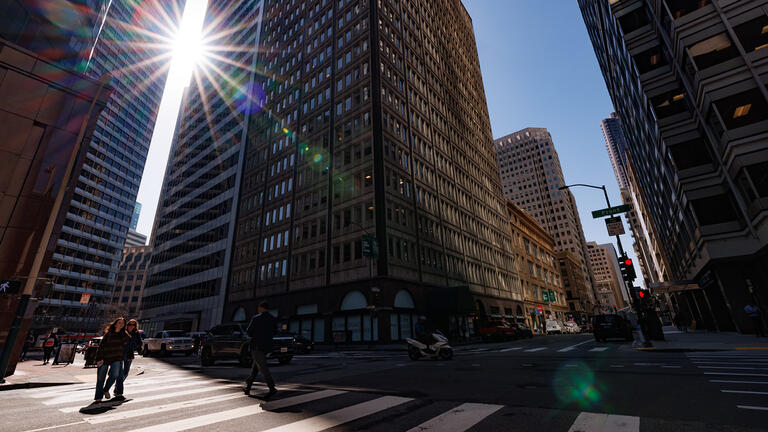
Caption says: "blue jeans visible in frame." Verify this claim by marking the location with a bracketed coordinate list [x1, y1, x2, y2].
[95, 361, 122, 400]
[115, 359, 132, 395]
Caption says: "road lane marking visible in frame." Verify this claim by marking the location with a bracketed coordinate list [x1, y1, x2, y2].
[662, 366, 681, 368]
[710, 380, 768, 384]
[44, 378, 224, 405]
[86, 394, 243, 424]
[697, 366, 768, 370]
[610, 365, 625, 368]
[557, 339, 594, 352]
[30, 374, 199, 398]
[738, 405, 768, 411]
[589, 347, 608, 352]
[500, 347, 523, 352]
[405, 402, 503, 432]
[58, 384, 242, 413]
[524, 347, 547, 352]
[703, 372, 768, 377]
[259, 396, 413, 432]
[568, 412, 639, 432]
[721, 390, 768, 395]
[22, 421, 87, 432]
[127, 390, 347, 432]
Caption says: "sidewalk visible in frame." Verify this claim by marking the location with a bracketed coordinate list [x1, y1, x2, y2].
[636, 326, 768, 352]
[0, 352, 95, 391]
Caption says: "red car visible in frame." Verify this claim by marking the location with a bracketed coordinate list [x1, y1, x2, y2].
[478, 321, 516, 341]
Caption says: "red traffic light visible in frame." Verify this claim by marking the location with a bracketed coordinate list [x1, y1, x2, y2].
[638, 290, 645, 298]
[624, 258, 632, 266]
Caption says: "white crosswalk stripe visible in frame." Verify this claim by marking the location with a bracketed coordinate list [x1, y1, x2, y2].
[589, 347, 608, 352]
[524, 347, 547, 352]
[59, 384, 242, 413]
[568, 412, 640, 432]
[688, 351, 768, 414]
[405, 403, 502, 432]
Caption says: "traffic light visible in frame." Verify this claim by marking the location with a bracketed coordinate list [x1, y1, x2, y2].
[619, 255, 636, 283]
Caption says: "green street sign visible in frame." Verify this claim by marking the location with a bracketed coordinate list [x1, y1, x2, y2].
[362, 235, 378, 259]
[542, 291, 549, 302]
[591, 204, 631, 218]
[549, 290, 555, 302]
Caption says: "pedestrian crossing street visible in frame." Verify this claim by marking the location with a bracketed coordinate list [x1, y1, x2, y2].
[10, 369, 649, 432]
[687, 350, 768, 413]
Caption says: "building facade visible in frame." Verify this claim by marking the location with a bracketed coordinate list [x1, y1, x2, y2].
[38, 1, 176, 333]
[587, 241, 628, 311]
[140, 1, 266, 334]
[125, 230, 147, 248]
[580, 0, 768, 332]
[222, 0, 521, 343]
[558, 250, 598, 323]
[494, 128, 596, 309]
[108, 244, 152, 320]
[507, 203, 568, 332]
[601, 113, 630, 190]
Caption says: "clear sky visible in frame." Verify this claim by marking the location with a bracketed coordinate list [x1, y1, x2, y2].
[135, 0, 641, 281]
[463, 0, 642, 279]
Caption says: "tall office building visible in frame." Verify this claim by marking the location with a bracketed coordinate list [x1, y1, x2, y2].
[39, 1, 178, 332]
[494, 128, 596, 311]
[587, 241, 628, 310]
[601, 113, 630, 189]
[140, 1, 266, 334]
[222, 0, 520, 343]
[130, 202, 142, 230]
[108, 243, 152, 320]
[580, 0, 768, 332]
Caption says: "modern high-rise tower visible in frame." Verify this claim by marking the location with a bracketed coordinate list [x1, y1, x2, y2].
[580, 0, 768, 332]
[37, 1, 179, 332]
[601, 113, 630, 190]
[494, 128, 597, 316]
[140, 1, 266, 334]
[220, 0, 521, 343]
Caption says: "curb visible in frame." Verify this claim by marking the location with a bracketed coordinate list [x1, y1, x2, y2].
[0, 381, 75, 391]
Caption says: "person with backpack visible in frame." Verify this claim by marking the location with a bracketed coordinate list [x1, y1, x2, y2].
[113, 319, 143, 401]
[42, 332, 58, 365]
[87, 317, 129, 406]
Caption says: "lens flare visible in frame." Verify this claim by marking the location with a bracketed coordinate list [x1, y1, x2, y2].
[552, 362, 604, 409]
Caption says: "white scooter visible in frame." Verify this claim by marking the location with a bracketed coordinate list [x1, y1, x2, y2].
[406, 331, 453, 360]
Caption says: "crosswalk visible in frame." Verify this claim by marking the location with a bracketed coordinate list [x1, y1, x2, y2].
[8, 368, 646, 432]
[687, 350, 768, 413]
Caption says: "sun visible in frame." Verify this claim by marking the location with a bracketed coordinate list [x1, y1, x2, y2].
[168, 0, 207, 84]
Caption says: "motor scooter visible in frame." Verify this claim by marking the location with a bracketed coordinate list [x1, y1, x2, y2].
[405, 331, 453, 360]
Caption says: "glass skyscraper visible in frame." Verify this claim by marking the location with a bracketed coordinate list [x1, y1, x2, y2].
[38, 1, 180, 332]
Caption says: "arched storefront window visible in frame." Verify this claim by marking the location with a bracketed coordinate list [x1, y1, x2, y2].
[390, 289, 416, 341]
[232, 307, 247, 322]
[334, 290, 378, 342]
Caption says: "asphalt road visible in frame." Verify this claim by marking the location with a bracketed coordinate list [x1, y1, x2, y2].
[2, 333, 767, 431]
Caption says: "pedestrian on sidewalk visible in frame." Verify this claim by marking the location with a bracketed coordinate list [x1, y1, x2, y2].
[113, 319, 142, 402]
[91, 317, 130, 405]
[744, 304, 765, 337]
[19, 333, 33, 361]
[243, 301, 277, 399]
[42, 332, 58, 365]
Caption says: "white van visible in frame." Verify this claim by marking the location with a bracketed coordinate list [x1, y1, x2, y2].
[545, 319, 563, 334]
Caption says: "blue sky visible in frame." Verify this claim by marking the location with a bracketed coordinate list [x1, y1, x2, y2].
[463, 1, 640, 268]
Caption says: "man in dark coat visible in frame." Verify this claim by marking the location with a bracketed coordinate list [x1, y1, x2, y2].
[244, 301, 277, 398]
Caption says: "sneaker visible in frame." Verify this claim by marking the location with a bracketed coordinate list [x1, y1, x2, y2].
[103, 390, 111, 399]
[265, 388, 277, 399]
[112, 395, 125, 402]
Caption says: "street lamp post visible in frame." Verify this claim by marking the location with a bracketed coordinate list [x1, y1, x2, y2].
[558, 183, 650, 346]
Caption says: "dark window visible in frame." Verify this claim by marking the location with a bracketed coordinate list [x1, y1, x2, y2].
[651, 89, 688, 118]
[691, 194, 739, 225]
[689, 33, 739, 70]
[714, 88, 768, 130]
[733, 16, 768, 53]
[618, 7, 650, 34]
[665, 0, 710, 19]
[747, 162, 768, 198]
[633, 46, 668, 74]
[668, 138, 713, 170]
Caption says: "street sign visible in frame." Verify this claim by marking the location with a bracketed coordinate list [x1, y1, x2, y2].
[79, 293, 91, 304]
[542, 291, 549, 302]
[591, 204, 631, 218]
[362, 234, 379, 258]
[548, 290, 555, 302]
[0, 280, 21, 294]
[605, 216, 625, 236]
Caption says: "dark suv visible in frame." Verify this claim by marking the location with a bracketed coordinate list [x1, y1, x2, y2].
[198, 322, 294, 366]
[593, 314, 634, 342]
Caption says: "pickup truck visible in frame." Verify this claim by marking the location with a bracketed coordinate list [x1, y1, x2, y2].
[142, 330, 195, 356]
[199, 322, 295, 366]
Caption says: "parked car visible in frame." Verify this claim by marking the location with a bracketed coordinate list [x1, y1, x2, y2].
[545, 319, 563, 334]
[142, 330, 195, 356]
[284, 333, 314, 354]
[593, 314, 634, 342]
[563, 321, 581, 334]
[198, 322, 295, 367]
[509, 322, 533, 338]
[478, 320, 516, 341]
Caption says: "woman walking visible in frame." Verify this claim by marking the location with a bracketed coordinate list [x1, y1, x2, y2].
[92, 317, 129, 405]
[42, 332, 58, 365]
[113, 319, 142, 401]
